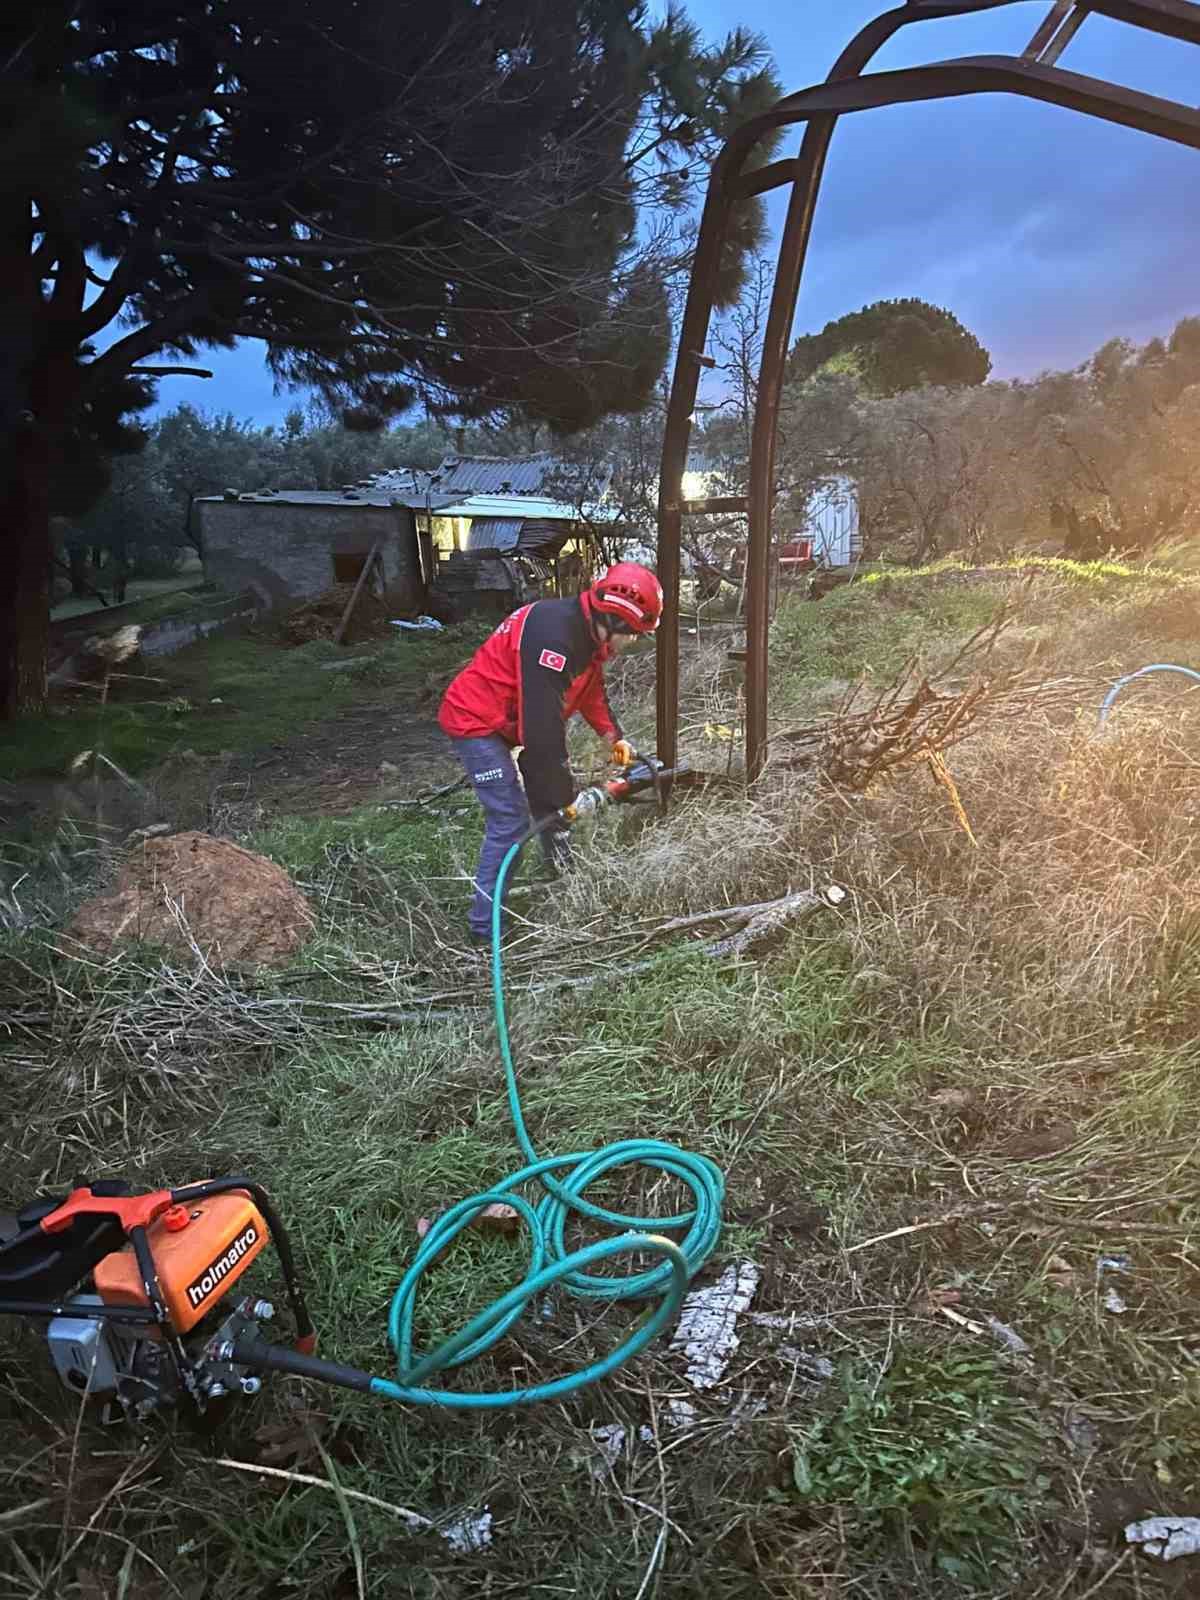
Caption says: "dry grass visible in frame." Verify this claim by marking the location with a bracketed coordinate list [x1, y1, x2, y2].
[4, 566, 1200, 1598]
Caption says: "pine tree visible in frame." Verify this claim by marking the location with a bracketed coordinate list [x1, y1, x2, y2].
[0, 0, 779, 715]
[788, 299, 992, 397]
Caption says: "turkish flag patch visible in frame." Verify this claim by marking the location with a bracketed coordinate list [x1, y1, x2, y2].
[538, 649, 567, 672]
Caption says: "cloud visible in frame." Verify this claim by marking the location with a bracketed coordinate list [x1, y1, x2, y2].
[155, 3, 1200, 420]
[769, 80, 1200, 375]
[692, 0, 1200, 377]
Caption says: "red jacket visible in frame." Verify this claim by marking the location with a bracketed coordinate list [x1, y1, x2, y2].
[439, 593, 621, 812]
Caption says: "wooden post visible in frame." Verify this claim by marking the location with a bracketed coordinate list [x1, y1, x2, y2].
[334, 540, 384, 646]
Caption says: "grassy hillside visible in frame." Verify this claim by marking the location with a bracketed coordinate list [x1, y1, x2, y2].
[3, 561, 1200, 1599]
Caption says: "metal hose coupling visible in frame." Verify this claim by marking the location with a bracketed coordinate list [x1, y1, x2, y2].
[560, 787, 608, 823]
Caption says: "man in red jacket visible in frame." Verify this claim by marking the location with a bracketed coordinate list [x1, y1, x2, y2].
[439, 562, 663, 943]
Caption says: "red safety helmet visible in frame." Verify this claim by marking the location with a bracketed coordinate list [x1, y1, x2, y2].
[589, 562, 663, 634]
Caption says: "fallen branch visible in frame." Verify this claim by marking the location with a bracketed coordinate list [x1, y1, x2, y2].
[656, 894, 816, 935]
[216, 1458, 433, 1531]
[845, 1200, 1198, 1257]
[705, 885, 847, 958]
[0, 1499, 53, 1532]
[844, 1203, 1014, 1254]
[529, 886, 849, 996]
[30, 887, 848, 1063]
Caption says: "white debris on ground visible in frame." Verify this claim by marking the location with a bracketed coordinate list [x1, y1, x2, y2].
[1125, 1517, 1200, 1561]
[441, 1508, 494, 1556]
[728, 1394, 769, 1424]
[1097, 1253, 1133, 1277]
[588, 1423, 627, 1477]
[670, 1262, 760, 1390]
[986, 1316, 1032, 1356]
[747, 1311, 823, 1333]
[1062, 1410, 1102, 1455]
[637, 1396, 699, 1446]
[779, 1347, 836, 1381]
[1098, 1254, 1132, 1315]
[391, 615, 444, 631]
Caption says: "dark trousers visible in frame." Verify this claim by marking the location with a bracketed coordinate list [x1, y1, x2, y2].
[450, 735, 569, 937]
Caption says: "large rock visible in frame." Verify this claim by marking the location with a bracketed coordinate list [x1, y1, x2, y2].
[64, 832, 314, 967]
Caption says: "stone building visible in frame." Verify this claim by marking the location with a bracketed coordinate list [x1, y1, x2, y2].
[194, 486, 423, 611]
[194, 452, 616, 618]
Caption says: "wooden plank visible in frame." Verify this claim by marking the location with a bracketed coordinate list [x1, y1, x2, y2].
[681, 496, 749, 516]
[333, 539, 384, 645]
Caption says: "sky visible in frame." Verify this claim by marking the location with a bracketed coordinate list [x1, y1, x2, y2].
[137, 1, 1200, 425]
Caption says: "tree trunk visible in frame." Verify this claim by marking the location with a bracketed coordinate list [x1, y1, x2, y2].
[68, 544, 90, 595]
[0, 429, 51, 719]
[111, 532, 129, 604]
[0, 209, 51, 720]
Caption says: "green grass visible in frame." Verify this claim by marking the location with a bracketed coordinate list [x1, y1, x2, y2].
[767, 555, 1198, 723]
[789, 1346, 1051, 1581]
[859, 553, 1182, 593]
[250, 805, 476, 881]
[49, 573, 209, 622]
[50, 552, 206, 619]
[773, 578, 1007, 686]
[0, 623, 484, 781]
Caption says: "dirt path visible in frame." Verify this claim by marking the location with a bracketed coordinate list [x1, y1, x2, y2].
[226, 697, 458, 818]
[0, 698, 457, 844]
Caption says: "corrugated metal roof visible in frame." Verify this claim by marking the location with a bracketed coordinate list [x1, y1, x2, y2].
[377, 453, 614, 502]
[461, 518, 577, 557]
[517, 518, 573, 556]
[195, 454, 619, 521]
[198, 453, 616, 511]
[434, 493, 565, 521]
[434, 493, 618, 523]
[432, 454, 557, 495]
[465, 518, 523, 553]
[194, 487, 466, 512]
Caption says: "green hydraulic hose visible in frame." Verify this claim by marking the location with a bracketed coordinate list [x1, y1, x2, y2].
[370, 822, 724, 1409]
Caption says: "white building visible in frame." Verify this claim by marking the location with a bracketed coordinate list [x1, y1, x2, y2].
[805, 478, 862, 568]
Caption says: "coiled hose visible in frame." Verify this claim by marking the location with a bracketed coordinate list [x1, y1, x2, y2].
[369, 818, 724, 1409]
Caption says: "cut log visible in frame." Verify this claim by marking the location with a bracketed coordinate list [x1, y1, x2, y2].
[704, 885, 847, 959]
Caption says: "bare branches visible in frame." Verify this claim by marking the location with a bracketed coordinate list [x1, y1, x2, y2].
[774, 608, 1089, 791]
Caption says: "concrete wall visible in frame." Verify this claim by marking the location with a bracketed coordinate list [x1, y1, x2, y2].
[197, 501, 420, 608]
[139, 599, 261, 656]
[48, 589, 262, 680]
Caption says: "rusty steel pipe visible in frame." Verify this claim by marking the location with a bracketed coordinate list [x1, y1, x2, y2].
[743, 3, 941, 780]
[657, 0, 1200, 782]
[653, 177, 736, 775]
[656, 1, 1026, 777]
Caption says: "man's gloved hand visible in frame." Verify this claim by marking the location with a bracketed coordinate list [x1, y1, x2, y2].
[610, 738, 636, 768]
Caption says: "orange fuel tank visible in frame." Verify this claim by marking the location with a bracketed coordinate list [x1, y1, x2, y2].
[94, 1191, 269, 1333]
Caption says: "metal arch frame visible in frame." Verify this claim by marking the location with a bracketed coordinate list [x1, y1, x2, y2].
[656, 0, 1200, 781]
